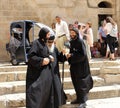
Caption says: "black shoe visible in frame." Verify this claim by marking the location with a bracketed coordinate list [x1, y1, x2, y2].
[71, 99, 80, 104]
[78, 103, 87, 108]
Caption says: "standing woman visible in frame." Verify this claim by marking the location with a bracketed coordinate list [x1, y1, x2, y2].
[82, 22, 94, 61]
[26, 27, 53, 108]
[66, 28, 93, 108]
[105, 16, 118, 60]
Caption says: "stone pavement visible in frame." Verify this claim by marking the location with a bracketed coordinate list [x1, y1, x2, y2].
[0, 57, 120, 108]
[61, 97, 120, 108]
[86, 97, 120, 108]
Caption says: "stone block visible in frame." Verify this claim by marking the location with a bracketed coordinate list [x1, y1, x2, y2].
[13, 83, 25, 93]
[0, 73, 7, 82]
[6, 94, 25, 107]
[17, 72, 26, 81]
[0, 96, 6, 108]
[0, 84, 13, 95]
[7, 73, 15, 82]
[89, 85, 120, 99]
[93, 76, 105, 87]
[103, 74, 120, 84]
[100, 66, 120, 74]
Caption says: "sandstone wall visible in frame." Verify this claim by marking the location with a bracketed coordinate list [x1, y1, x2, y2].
[0, 0, 119, 62]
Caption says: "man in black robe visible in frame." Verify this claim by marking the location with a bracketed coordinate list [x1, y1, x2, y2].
[26, 27, 53, 108]
[66, 28, 93, 108]
[47, 35, 67, 107]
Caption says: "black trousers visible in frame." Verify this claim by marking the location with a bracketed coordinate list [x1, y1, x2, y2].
[107, 35, 116, 53]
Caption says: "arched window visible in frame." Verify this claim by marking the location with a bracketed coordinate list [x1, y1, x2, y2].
[98, 1, 112, 8]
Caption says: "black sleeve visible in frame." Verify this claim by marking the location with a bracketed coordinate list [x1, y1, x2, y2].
[68, 40, 87, 64]
[27, 41, 44, 69]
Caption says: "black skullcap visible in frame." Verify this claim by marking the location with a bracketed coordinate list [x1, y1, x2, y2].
[48, 35, 55, 40]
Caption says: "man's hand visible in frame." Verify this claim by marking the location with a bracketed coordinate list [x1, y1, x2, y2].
[66, 53, 71, 59]
[42, 58, 50, 66]
[49, 55, 54, 62]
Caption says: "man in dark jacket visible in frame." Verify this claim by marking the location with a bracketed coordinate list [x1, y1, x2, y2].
[26, 27, 54, 108]
[66, 28, 93, 108]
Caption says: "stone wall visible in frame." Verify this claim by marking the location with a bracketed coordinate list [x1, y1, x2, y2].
[0, 0, 119, 62]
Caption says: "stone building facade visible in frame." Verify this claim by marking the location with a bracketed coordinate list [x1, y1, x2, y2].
[0, 0, 120, 61]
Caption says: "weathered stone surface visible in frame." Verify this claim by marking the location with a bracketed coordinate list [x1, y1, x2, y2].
[0, 96, 6, 108]
[0, 81, 25, 95]
[100, 66, 120, 74]
[0, 66, 27, 72]
[16, 71, 26, 81]
[0, 58, 120, 107]
[65, 85, 120, 101]
[0, 0, 120, 61]
[103, 74, 120, 84]
[0, 72, 26, 82]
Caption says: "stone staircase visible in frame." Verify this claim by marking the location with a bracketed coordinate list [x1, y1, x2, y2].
[0, 58, 120, 108]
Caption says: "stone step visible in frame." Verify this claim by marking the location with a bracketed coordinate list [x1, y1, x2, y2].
[0, 84, 120, 108]
[1, 66, 120, 86]
[62, 76, 105, 89]
[7, 97, 120, 108]
[57, 59, 120, 69]
[0, 81, 25, 95]
[99, 66, 120, 85]
[0, 71, 26, 82]
[60, 97, 120, 108]
[0, 76, 104, 95]
[0, 58, 120, 72]
[65, 84, 120, 101]
[0, 93, 25, 108]
[89, 58, 120, 68]
[0, 65, 27, 72]
[0, 67, 100, 83]
[60, 68, 100, 77]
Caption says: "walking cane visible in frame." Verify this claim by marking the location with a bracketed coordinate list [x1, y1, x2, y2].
[49, 57, 54, 108]
[61, 42, 70, 105]
[61, 41, 70, 104]
[61, 56, 65, 105]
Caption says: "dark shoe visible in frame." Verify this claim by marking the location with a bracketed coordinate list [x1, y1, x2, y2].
[71, 99, 80, 104]
[78, 103, 87, 108]
[109, 58, 116, 61]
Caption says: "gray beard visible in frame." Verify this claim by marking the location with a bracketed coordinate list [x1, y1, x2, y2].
[48, 44, 55, 53]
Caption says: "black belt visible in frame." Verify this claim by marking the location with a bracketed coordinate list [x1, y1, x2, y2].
[58, 34, 66, 38]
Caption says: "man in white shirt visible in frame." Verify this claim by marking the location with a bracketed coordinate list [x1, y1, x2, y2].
[55, 16, 70, 52]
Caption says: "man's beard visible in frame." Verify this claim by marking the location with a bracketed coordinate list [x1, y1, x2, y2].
[48, 43, 55, 53]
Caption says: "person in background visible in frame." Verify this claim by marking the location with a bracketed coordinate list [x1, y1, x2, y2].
[26, 27, 55, 108]
[78, 23, 86, 39]
[82, 22, 94, 61]
[98, 20, 107, 57]
[51, 22, 56, 33]
[104, 16, 118, 60]
[73, 20, 79, 29]
[55, 16, 70, 52]
[68, 24, 74, 30]
[66, 28, 93, 108]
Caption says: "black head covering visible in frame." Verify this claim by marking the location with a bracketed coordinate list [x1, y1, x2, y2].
[48, 35, 55, 40]
[38, 27, 50, 42]
[70, 27, 79, 38]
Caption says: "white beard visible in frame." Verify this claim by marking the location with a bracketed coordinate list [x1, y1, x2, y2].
[48, 43, 55, 53]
